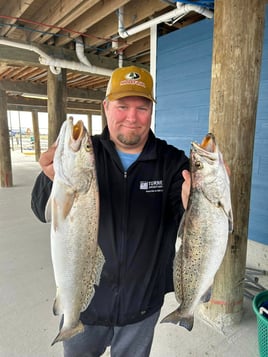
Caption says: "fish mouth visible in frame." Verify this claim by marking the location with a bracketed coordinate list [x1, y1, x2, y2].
[69, 119, 86, 151]
[72, 120, 85, 141]
[192, 133, 217, 154]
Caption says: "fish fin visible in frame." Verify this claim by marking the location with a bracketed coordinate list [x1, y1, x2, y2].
[160, 309, 180, 324]
[51, 320, 84, 346]
[161, 309, 194, 331]
[176, 211, 186, 242]
[53, 289, 62, 316]
[179, 315, 194, 331]
[201, 287, 212, 303]
[62, 192, 75, 219]
[45, 195, 52, 223]
[52, 191, 75, 231]
[228, 208, 234, 233]
[93, 246, 105, 286]
[81, 246, 105, 312]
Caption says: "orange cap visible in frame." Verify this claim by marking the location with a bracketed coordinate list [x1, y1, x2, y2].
[106, 66, 156, 102]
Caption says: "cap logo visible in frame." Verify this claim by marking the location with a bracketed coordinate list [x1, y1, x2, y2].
[120, 71, 146, 88]
[125, 72, 140, 80]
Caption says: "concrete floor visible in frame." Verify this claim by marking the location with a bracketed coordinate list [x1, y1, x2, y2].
[0, 151, 267, 357]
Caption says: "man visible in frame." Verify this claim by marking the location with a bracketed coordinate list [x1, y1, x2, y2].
[31, 65, 190, 357]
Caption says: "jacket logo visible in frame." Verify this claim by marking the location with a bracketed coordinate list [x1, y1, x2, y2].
[140, 180, 163, 193]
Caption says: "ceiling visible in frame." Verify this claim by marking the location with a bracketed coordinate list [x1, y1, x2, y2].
[0, 0, 210, 114]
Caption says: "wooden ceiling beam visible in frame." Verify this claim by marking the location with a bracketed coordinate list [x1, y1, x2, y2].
[54, 0, 131, 47]
[0, 38, 141, 71]
[7, 96, 101, 113]
[29, 0, 101, 43]
[0, 79, 105, 101]
[123, 37, 150, 60]
[0, 0, 35, 37]
[83, 0, 167, 48]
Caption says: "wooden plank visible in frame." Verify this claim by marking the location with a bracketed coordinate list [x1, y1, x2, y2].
[30, 0, 101, 42]
[7, 103, 101, 114]
[200, 0, 266, 330]
[124, 37, 150, 60]
[0, 79, 105, 101]
[0, 0, 35, 37]
[55, 0, 131, 46]
[61, 0, 167, 47]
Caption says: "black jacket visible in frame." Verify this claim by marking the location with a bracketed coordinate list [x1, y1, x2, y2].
[31, 127, 189, 326]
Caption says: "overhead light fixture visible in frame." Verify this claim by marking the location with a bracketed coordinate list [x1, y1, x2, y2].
[22, 93, 48, 100]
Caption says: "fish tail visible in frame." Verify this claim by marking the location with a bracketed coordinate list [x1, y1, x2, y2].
[51, 320, 84, 346]
[161, 309, 194, 331]
[179, 316, 194, 331]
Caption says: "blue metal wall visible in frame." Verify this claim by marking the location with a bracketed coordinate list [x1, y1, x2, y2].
[155, 19, 213, 151]
[155, 8, 268, 245]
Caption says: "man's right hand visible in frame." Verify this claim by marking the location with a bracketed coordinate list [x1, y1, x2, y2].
[39, 142, 57, 181]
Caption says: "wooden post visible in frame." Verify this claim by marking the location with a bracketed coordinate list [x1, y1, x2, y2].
[87, 113, 93, 135]
[200, 0, 265, 330]
[32, 110, 41, 161]
[0, 90, 13, 187]
[101, 103, 107, 130]
[47, 68, 67, 147]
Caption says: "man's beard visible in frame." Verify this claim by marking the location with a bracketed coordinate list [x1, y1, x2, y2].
[117, 133, 141, 146]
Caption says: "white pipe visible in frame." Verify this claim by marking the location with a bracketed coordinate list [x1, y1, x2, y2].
[50, 66, 62, 75]
[118, 2, 213, 39]
[0, 38, 112, 77]
[118, 51, 123, 68]
[75, 38, 113, 76]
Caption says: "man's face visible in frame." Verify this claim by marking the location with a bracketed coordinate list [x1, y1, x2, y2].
[103, 96, 153, 153]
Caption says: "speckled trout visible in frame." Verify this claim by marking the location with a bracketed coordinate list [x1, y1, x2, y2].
[161, 133, 233, 331]
[49, 117, 105, 345]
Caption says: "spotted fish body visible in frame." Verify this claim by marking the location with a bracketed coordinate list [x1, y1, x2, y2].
[49, 118, 105, 345]
[161, 133, 233, 331]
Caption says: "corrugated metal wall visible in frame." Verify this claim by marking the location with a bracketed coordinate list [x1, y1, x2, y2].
[155, 7, 268, 245]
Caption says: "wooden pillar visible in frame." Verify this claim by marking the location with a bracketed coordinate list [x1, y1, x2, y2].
[0, 90, 13, 187]
[101, 103, 107, 130]
[47, 68, 67, 147]
[87, 113, 93, 135]
[32, 110, 41, 161]
[200, 0, 265, 330]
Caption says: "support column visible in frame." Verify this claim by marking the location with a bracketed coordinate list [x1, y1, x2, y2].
[87, 113, 92, 135]
[47, 68, 67, 146]
[0, 90, 13, 187]
[200, 0, 265, 331]
[32, 110, 41, 161]
[101, 103, 107, 130]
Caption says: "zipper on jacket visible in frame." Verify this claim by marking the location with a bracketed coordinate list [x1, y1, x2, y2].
[115, 169, 128, 323]
[119, 170, 128, 271]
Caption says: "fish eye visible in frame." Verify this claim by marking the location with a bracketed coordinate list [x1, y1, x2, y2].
[86, 144, 91, 152]
[195, 161, 203, 169]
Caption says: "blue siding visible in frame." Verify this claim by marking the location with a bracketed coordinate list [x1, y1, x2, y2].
[249, 14, 268, 244]
[155, 19, 213, 154]
[155, 8, 268, 245]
